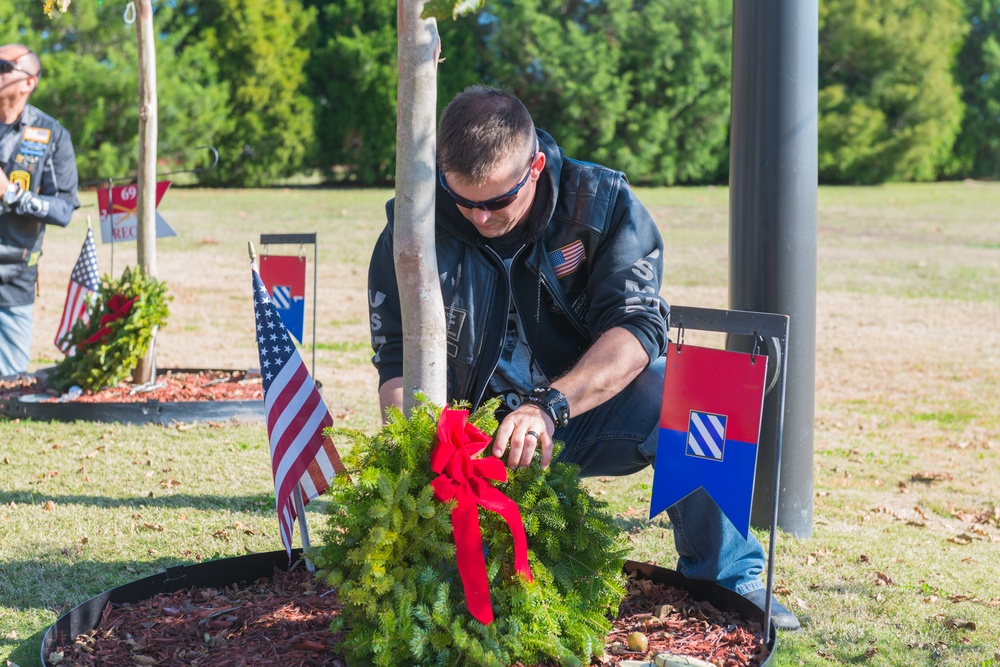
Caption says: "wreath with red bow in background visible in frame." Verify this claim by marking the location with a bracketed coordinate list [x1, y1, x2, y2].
[49, 266, 171, 393]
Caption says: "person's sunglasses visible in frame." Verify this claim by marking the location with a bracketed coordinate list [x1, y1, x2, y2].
[439, 143, 538, 211]
[0, 59, 35, 77]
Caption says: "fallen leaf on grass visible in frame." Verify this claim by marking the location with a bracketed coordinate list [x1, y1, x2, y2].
[4, 630, 18, 639]
[874, 571, 894, 586]
[159, 479, 181, 489]
[911, 471, 952, 482]
[943, 618, 976, 631]
[948, 533, 974, 545]
[42, 500, 56, 512]
[2, 456, 9, 464]
[142, 522, 165, 532]
[213, 529, 230, 541]
[233, 522, 258, 536]
[773, 584, 793, 595]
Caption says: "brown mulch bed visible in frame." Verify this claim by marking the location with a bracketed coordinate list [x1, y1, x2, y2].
[48, 567, 344, 667]
[0, 370, 263, 404]
[49, 569, 767, 667]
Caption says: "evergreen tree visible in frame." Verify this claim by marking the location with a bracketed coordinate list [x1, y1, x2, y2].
[951, 0, 1000, 178]
[304, 0, 482, 185]
[2, 3, 229, 184]
[476, 0, 631, 167]
[172, 0, 316, 186]
[818, 0, 966, 183]
[305, 0, 397, 184]
[612, 0, 732, 185]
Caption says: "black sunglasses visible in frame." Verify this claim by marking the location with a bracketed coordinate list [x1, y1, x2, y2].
[439, 144, 538, 211]
[0, 59, 35, 77]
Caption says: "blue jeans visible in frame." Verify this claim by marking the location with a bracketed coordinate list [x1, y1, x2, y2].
[553, 356, 766, 595]
[0, 304, 33, 377]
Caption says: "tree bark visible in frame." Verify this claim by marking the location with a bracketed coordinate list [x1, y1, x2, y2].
[394, 1, 446, 411]
[133, 0, 158, 384]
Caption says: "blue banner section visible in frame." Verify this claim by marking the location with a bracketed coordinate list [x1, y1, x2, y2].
[272, 286, 305, 344]
[650, 427, 758, 539]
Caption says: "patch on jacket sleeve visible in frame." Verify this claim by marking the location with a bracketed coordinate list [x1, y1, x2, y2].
[548, 239, 586, 278]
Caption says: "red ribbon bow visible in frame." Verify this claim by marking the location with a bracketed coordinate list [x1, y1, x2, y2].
[80, 294, 138, 350]
[430, 408, 533, 625]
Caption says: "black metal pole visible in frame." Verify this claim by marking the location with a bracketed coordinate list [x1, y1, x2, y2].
[729, 0, 817, 537]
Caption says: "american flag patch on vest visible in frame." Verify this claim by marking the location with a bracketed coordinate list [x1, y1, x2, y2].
[548, 239, 586, 278]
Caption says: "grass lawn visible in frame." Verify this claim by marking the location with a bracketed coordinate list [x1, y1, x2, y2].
[1, 182, 998, 666]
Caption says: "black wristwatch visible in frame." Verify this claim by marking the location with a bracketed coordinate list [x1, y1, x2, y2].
[521, 387, 571, 428]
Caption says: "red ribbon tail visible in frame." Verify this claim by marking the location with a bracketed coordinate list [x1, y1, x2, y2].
[451, 492, 494, 624]
[475, 484, 534, 582]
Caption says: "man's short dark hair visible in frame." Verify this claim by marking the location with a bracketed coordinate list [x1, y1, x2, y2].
[437, 86, 535, 184]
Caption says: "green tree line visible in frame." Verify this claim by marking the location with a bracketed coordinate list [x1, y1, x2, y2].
[4, 0, 998, 186]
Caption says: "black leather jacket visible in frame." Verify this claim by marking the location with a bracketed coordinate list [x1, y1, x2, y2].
[0, 104, 80, 306]
[368, 130, 669, 408]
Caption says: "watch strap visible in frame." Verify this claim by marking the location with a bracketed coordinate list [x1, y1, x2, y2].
[522, 387, 570, 428]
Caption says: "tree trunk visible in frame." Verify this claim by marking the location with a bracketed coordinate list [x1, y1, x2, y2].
[394, 1, 446, 411]
[133, 0, 158, 384]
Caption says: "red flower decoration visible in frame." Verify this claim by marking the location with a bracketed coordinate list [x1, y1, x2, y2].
[79, 294, 138, 350]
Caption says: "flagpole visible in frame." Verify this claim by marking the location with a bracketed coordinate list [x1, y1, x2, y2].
[292, 487, 315, 572]
[248, 241, 315, 573]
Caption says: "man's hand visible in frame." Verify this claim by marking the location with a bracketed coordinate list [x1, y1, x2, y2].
[492, 403, 555, 470]
[0, 171, 9, 190]
[8, 187, 47, 218]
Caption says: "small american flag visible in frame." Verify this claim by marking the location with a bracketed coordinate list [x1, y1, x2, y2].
[548, 239, 586, 278]
[252, 265, 345, 557]
[54, 227, 100, 355]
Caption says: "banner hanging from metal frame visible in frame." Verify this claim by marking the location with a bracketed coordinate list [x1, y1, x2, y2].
[96, 180, 177, 243]
[259, 255, 307, 344]
[649, 343, 767, 539]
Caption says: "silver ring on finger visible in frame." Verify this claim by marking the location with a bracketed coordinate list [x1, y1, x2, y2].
[525, 430, 541, 441]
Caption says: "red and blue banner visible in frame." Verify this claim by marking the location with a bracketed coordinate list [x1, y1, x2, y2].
[649, 344, 767, 539]
[96, 181, 176, 243]
[259, 255, 306, 344]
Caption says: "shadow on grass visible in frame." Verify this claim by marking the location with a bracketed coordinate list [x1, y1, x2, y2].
[614, 516, 654, 532]
[3, 625, 47, 667]
[0, 491, 275, 513]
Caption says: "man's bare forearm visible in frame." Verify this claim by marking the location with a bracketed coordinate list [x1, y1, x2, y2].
[550, 326, 650, 417]
[378, 376, 404, 423]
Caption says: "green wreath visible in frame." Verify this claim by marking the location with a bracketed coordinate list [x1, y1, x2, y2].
[49, 266, 171, 393]
[311, 399, 628, 667]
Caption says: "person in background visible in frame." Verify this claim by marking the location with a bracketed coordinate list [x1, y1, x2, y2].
[0, 43, 80, 376]
[368, 86, 801, 630]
